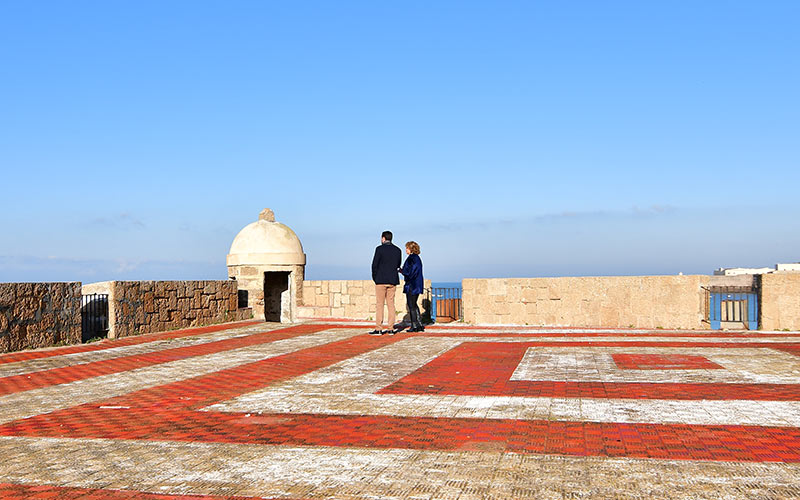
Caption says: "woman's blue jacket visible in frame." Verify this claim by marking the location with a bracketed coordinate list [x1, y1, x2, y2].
[400, 254, 424, 295]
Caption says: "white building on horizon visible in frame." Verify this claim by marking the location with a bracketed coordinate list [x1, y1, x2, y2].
[714, 262, 800, 276]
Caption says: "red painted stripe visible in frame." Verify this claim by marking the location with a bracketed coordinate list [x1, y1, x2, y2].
[2, 407, 798, 463]
[384, 379, 800, 400]
[0, 320, 261, 365]
[777, 346, 800, 358]
[379, 341, 800, 400]
[0, 482, 298, 499]
[482, 340, 800, 348]
[0, 324, 335, 396]
[421, 331, 800, 338]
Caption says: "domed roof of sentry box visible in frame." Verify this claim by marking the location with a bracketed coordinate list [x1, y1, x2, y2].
[227, 208, 306, 266]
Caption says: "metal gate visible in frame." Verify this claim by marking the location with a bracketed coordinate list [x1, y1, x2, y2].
[431, 287, 463, 323]
[81, 294, 109, 341]
[705, 286, 758, 330]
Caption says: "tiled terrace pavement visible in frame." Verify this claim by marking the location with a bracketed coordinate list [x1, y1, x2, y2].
[1, 321, 800, 499]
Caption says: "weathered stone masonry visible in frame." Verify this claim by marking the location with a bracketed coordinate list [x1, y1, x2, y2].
[462, 275, 709, 329]
[0, 282, 81, 353]
[759, 272, 800, 331]
[107, 280, 250, 338]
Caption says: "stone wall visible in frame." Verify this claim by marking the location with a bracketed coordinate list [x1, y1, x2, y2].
[759, 272, 800, 331]
[109, 280, 251, 338]
[0, 282, 81, 353]
[298, 280, 432, 321]
[462, 275, 709, 329]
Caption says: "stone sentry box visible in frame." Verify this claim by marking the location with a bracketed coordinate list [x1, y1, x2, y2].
[227, 208, 306, 323]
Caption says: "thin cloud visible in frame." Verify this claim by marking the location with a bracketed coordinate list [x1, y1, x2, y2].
[90, 213, 145, 230]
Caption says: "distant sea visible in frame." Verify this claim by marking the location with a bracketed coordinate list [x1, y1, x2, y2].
[431, 281, 462, 289]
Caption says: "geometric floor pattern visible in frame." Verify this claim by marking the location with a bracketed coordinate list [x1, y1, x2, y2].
[1, 321, 800, 499]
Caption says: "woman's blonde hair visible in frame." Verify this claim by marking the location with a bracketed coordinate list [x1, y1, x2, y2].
[405, 241, 420, 255]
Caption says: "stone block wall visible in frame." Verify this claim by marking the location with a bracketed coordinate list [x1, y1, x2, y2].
[298, 280, 432, 321]
[759, 272, 800, 330]
[109, 280, 251, 338]
[0, 282, 81, 353]
[462, 275, 709, 329]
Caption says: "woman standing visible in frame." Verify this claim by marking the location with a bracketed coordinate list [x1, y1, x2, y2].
[399, 241, 425, 332]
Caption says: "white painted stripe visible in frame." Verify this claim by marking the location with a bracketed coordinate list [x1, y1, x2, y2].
[209, 390, 800, 427]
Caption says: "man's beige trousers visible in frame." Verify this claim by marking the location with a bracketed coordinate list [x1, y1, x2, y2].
[374, 284, 396, 329]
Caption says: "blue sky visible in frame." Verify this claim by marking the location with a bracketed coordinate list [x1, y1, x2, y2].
[1, 1, 798, 283]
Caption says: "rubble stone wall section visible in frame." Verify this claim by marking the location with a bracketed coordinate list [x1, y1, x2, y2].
[298, 280, 432, 321]
[759, 272, 800, 331]
[0, 282, 82, 353]
[110, 280, 251, 338]
[462, 275, 710, 329]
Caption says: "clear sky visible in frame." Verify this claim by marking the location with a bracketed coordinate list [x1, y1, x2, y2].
[1, 1, 798, 283]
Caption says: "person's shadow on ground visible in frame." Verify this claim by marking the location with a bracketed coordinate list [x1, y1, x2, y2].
[393, 298, 433, 331]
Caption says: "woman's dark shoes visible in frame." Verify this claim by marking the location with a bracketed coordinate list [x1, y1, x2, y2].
[368, 330, 382, 335]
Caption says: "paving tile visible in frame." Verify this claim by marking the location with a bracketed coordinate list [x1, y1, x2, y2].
[0, 322, 272, 379]
[0, 326, 359, 424]
[0, 323, 800, 498]
[0, 324, 340, 397]
[0, 321, 261, 366]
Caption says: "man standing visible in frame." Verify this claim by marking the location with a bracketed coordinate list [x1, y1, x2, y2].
[371, 230, 402, 335]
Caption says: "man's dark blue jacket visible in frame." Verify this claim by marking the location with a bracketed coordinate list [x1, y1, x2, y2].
[372, 242, 402, 285]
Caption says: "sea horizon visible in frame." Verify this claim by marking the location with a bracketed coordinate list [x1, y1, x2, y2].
[431, 281, 462, 289]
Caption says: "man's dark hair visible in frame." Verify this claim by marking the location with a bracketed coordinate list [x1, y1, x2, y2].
[382, 230, 393, 242]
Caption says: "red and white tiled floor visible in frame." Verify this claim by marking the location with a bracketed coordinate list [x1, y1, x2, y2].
[1, 321, 800, 499]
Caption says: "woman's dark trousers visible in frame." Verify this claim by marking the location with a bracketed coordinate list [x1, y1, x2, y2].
[406, 293, 422, 330]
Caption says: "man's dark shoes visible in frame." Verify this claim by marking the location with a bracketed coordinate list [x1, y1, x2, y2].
[369, 329, 382, 335]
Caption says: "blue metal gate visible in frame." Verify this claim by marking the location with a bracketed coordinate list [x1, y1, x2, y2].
[708, 288, 758, 330]
[430, 287, 463, 323]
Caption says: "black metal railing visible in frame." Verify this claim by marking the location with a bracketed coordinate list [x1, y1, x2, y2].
[81, 294, 109, 341]
[431, 287, 463, 323]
